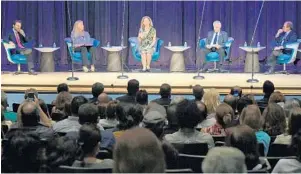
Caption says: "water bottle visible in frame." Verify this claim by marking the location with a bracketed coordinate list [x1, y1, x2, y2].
[244, 42, 247, 47]
[53, 42, 56, 48]
[257, 42, 260, 47]
[39, 44, 43, 48]
[107, 42, 110, 47]
[168, 42, 171, 47]
[184, 42, 187, 47]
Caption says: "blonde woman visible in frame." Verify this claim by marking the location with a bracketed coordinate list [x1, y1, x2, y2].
[71, 20, 96, 72]
[138, 16, 157, 72]
[197, 88, 221, 128]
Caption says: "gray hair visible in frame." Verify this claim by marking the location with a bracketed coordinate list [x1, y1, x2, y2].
[170, 96, 185, 105]
[285, 21, 293, 30]
[213, 20, 221, 26]
[284, 98, 300, 117]
[202, 147, 247, 173]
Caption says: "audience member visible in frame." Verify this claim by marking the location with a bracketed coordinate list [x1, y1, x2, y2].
[202, 103, 234, 136]
[192, 84, 205, 101]
[274, 107, 301, 144]
[24, 88, 39, 99]
[195, 101, 208, 129]
[164, 99, 215, 148]
[240, 105, 271, 156]
[89, 82, 104, 104]
[284, 98, 300, 118]
[202, 147, 247, 173]
[237, 94, 255, 115]
[2, 106, 12, 130]
[72, 124, 113, 168]
[257, 80, 275, 107]
[136, 89, 148, 106]
[164, 104, 179, 135]
[151, 83, 172, 107]
[262, 103, 287, 136]
[39, 99, 50, 118]
[201, 88, 220, 128]
[57, 83, 69, 93]
[97, 93, 110, 105]
[226, 125, 269, 170]
[224, 94, 240, 127]
[269, 91, 286, 107]
[272, 129, 301, 173]
[113, 127, 165, 173]
[51, 91, 73, 121]
[230, 85, 243, 98]
[170, 96, 185, 105]
[116, 79, 139, 104]
[99, 100, 119, 129]
[1, 91, 17, 122]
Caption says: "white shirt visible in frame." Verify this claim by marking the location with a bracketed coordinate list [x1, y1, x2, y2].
[210, 32, 220, 46]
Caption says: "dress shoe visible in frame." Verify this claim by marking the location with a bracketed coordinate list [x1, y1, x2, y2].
[83, 66, 89, 73]
[146, 69, 151, 72]
[28, 69, 37, 75]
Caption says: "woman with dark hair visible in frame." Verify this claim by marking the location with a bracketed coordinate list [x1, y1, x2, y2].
[202, 103, 234, 136]
[72, 124, 113, 168]
[99, 100, 119, 129]
[51, 92, 73, 121]
[272, 129, 301, 173]
[39, 99, 50, 118]
[136, 89, 148, 106]
[262, 103, 287, 136]
[274, 107, 301, 144]
[226, 125, 269, 170]
[2, 130, 46, 173]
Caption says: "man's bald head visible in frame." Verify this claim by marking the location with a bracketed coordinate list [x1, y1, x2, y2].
[98, 93, 110, 105]
[20, 102, 39, 126]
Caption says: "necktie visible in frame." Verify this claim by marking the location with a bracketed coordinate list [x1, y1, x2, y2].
[281, 32, 288, 46]
[15, 32, 25, 49]
[213, 33, 218, 45]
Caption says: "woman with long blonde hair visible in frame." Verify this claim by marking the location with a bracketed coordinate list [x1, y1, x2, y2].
[71, 20, 96, 72]
[138, 16, 157, 72]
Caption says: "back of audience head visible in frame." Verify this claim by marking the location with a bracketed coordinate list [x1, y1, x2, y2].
[115, 104, 134, 130]
[136, 89, 148, 105]
[237, 95, 255, 114]
[230, 86, 242, 98]
[57, 83, 69, 93]
[78, 124, 101, 167]
[20, 101, 40, 127]
[224, 94, 238, 113]
[127, 79, 139, 96]
[177, 99, 203, 129]
[215, 103, 234, 128]
[92, 82, 104, 98]
[2, 131, 44, 172]
[97, 93, 110, 105]
[202, 146, 247, 173]
[106, 100, 119, 120]
[262, 102, 286, 136]
[39, 99, 50, 118]
[203, 88, 220, 114]
[240, 105, 263, 131]
[54, 91, 72, 110]
[193, 85, 204, 101]
[226, 125, 259, 170]
[263, 80, 275, 97]
[166, 104, 179, 129]
[127, 104, 144, 126]
[24, 88, 39, 99]
[284, 98, 300, 117]
[196, 101, 208, 124]
[113, 127, 165, 173]
[160, 83, 171, 99]
[288, 107, 301, 136]
[78, 103, 99, 125]
[170, 96, 185, 105]
[269, 91, 285, 104]
[70, 96, 88, 116]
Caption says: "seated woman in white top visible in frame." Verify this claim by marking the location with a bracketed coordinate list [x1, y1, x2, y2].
[274, 107, 301, 144]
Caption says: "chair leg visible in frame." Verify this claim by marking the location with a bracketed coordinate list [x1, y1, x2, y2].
[207, 62, 219, 73]
[275, 64, 289, 75]
[13, 64, 22, 75]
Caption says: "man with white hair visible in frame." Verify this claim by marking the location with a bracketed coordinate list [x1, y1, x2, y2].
[201, 20, 228, 72]
[265, 21, 298, 74]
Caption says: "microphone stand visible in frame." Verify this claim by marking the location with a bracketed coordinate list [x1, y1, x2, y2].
[117, 0, 129, 79]
[193, 1, 206, 80]
[246, 0, 265, 83]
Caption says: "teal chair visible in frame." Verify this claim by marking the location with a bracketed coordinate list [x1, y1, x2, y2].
[2, 40, 28, 74]
[275, 39, 301, 74]
[199, 37, 234, 72]
[64, 38, 100, 64]
[128, 37, 164, 62]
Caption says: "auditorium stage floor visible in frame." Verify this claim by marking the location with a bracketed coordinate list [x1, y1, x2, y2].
[1, 72, 301, 95]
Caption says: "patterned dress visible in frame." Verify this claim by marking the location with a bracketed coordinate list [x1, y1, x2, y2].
[139, 27, 156, 54]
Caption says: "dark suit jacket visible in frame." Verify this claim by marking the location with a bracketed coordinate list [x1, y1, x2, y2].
[3, 29, 33, 54]
[205, 31, 228, 47]
[151, 98, 171, 107]
[273, 30, 298, 54]
[116, 94, 136, 104]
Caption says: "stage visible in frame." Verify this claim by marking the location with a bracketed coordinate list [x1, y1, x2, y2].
[1, 72, 301, 95]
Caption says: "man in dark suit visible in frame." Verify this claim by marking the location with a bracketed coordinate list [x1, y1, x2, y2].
[151, 83, 171, 108]
[116, 79, 139, 104]
[3, 20, 36, 74]
[201, 20, 228, 72]
[266, 21, 298, 74]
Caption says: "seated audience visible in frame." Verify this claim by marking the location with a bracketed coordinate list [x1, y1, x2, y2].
[274, 107, 301, 144]
[257, 80, 275, 104]
[99, 100, 119, 129]
[24, 88, 39, 99]
[72, 124, 113, 168]
[136, 89, 148, 107]
[51, 91, 73, 121]
[230, 85, 243, 98]
[196, 101, 208, 129]
[113, 127, 165, 173]
[151, 83, 172, 108]
[200, 88, 220, 128]
[240, 105, 271, 156]
[52, 83, 69, 104]
[203, 103, 234, 136]
[1, 91, 17, 122]
[202, 147, 247, 173]
[223, 94, 239, 126]
[226, 125, 269, 170]
[192, 84, 205, 101]
[237, 94, 255, 115]
[284, 98, 300, 119]
[2, 106, 13, 129]
[164, 104, 179, 135]
[272, 129, 301, 173]
[262, 103, 287, 136]
[269, 91, 286, 107]
[2, 130, 46, 173]
[39, 99, 50, 118]
[89, 82, 104, 104]
[116, 79, 139, 104]
[97, 93, 110, 105]
[163, 99, 215, 148]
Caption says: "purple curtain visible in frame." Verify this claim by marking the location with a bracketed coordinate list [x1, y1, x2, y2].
[1, 1, 301, 71]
